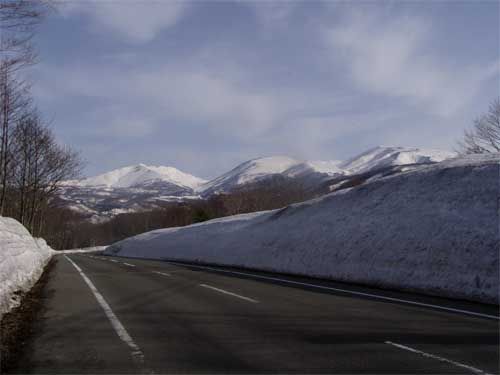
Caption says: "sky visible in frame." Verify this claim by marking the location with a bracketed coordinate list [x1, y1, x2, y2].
[30, 0, 499, 179]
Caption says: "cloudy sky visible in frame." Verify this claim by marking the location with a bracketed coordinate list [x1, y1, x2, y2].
[31, 0, 499, 179]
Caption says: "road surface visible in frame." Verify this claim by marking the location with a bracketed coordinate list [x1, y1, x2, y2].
[9, 253, 499, 374]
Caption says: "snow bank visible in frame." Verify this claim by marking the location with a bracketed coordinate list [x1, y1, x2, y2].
[58, 246, 107, 254]
[0, 217, 54, 318]
[106, 154, 499, 304]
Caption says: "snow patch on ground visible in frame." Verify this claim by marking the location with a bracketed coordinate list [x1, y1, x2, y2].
[106, 154, 499, 304]
[0, 217, 55, 318]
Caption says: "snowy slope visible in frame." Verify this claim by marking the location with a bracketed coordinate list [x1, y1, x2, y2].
[106, 153, 499, 304]
[0, 217, 54, 318]
[65, 163, 206, 189]
[340, 146, 456, 175]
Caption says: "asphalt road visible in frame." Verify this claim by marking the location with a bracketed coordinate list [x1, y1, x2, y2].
[10, 253, 499, 374]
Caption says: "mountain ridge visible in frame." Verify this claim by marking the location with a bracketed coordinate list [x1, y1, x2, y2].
[63, 163, 207, 190]
[58, 146, 457, 222]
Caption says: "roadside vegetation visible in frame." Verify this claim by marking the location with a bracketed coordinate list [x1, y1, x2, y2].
[0, 1, 83, 237]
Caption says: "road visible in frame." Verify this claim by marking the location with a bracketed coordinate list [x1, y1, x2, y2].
[9, 253, 499, 374]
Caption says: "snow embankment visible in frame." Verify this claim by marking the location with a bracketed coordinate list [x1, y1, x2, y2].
[106, 154, 499, 304]
[0, 217, 55, 318]
[58, 246, 108, 254]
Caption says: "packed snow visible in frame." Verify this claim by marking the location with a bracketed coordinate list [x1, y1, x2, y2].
[106, 153, 499, 304]
[0, 217, 55, 318]
[59, 246, 107, 254]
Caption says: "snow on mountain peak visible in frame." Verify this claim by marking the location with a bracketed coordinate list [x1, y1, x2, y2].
[198, 156, 301, 193]
[305, 160, 343, 175]
[62, 145, 457, 200]
[339, 146, 457, 175]
[67, 164, 206, 189]
[236, 156, 300, 184]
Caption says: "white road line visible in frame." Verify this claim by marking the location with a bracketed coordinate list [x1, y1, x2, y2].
[123, 263, 136, 267]
[153, 271, 171, 277]
[64, 256, 145, 365]
[167, 262, 498, 320]
[385, 341, 491, 375]
[199, 284, 259, 303]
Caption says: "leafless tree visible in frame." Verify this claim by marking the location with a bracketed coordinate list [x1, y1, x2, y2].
[11, 114, 83, 234]
[0, 67, 30, 214]
[458, 99, 500, 154]
[0, 0, 50, 215]
[0, 0, 50, 69]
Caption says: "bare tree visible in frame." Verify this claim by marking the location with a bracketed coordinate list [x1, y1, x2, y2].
[11, 114, 83, 234]
[0, 0, 49, 69]
[0, 0, 49, 215]
[458, 99, 500, 154]
[0, 66, 30, 214]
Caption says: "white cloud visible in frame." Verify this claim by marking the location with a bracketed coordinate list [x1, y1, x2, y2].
[34, 61, 283, 140]
[59, 0, 188, 43]
[325, 10, 498, 117]
[134, 68, 279, 137]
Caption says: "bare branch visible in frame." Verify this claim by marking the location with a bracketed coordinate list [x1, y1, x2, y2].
[458, 98, 500, 154]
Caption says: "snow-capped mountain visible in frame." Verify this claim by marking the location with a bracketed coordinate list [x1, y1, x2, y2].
[197, 146, 455, 195]
[57, 164, 207, 223]
[64, 164, 206, 190]
[56, 146, 457, 222]
[198, 156, 344, 195]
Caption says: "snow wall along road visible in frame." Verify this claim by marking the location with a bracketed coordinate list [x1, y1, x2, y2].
[106, 154, 499, 304]
[0, 217, 54, 318]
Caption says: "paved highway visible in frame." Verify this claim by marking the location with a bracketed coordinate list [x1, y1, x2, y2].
[9, 253, 499, 374]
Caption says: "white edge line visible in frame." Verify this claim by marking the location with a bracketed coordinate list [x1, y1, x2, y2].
[200, 283, 259, 303]
[153, 271, 171, 277]
[167, 261, 498, 320]
[385, 341, 491, 375]
[64, 256, 145, 365]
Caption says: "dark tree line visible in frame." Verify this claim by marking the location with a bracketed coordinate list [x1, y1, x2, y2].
[45, 177, 311, 249]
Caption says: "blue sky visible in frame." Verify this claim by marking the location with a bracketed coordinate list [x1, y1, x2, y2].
[30, 1, 499, 179]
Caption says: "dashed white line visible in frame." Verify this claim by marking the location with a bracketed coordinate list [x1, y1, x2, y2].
[64, 256, 145, 365]
[166, 261, 498, 320]
[385, 341, 491, 375]
[111, 259, 119, 263]
[153, 271, 171, 277]
[123, 263, 136, 267]
[200, 284, 259, 303]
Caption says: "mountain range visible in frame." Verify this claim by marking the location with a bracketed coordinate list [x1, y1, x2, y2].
[56, 146, 456, 222]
